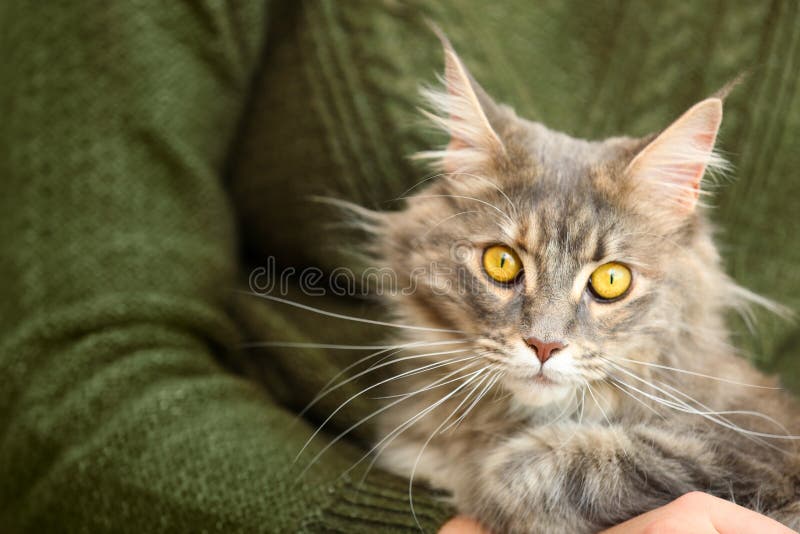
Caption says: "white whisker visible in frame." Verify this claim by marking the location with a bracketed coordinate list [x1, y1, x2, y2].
[392, 171, 449, 200]
[408, 369, 493, 530]
[613, 356, 781, 390]
[371, 359, 486, 399]
[296, 340, 474, 419]
[577, 387, 586, 426]
[603, 359, 799, 449]
[398, 194, 514, 227]
[241, 341, 433, 350]
[657, 380, 795, 442]
[610, 374, 789, 454]
[440, 367, 502, 433]
[420, 210, 481, 239]
[239, 291, 467, 334]
[405, 171, 518, 220]
[453, 172, 519, 218]
[296, 354, 483, 469]
[351, 363, 489, 484]
[296, 348, 472, 423]
[585, 381, 613, 427]
[608, 380, 664, 419]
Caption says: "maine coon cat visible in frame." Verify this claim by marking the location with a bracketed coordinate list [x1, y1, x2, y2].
[356, 36, 800, 533]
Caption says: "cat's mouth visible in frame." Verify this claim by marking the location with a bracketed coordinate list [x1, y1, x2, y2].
[530, 373, 557, 386]
[502, 368, 574, 407]
[505, 367, 561, 387]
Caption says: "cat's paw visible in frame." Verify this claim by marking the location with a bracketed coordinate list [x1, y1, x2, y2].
[453, 425, 626, 533]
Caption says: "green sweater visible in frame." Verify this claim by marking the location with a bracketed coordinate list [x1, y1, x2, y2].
[1, 1, 799, 532]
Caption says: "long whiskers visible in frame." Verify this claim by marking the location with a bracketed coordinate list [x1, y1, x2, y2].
[585, 380, 613, 427]
[612, 356, 781, 390]
[608, 379, 665, 419]
[367, 368, 491, 475]
[420, 210, 481, 239]
[348, 361, 491, 483]
[407, 367, 501, 530]
[295, 348, 472, 426]
[440, 366, 504, 433]
[601, 357, 800, 448]
[241, 341, 442, 350]
[296, 339, 475, 419]
[397, 194, 515, 227]
[371, 360, 486, 401]
[609, 374, 790, 454]
[656, 380, 795, 443]
[455, 172, 519, 219]
[295, 353, 484, 472]
[392, 171, 518, 221]
[240, 291, 468, 334]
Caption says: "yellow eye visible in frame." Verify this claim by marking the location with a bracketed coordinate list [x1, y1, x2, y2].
[482, 245, 522, 284]
[589, 262, 632, 301]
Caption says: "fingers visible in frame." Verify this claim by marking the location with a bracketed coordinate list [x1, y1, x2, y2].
[602, 492, 795, 534]
[692, 492, 795, 534]
[438, 516, 492, 534]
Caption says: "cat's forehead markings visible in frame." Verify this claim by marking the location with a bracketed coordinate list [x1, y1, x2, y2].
[591, 229, 606, 263]
[498, 220, 518, 244]
[511, 216, 534, 253]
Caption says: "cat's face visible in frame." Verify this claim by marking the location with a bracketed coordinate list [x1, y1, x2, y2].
[381, 39, 729, 408]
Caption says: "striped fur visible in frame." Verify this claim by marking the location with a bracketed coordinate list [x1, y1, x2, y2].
[372, 41, 800, 533]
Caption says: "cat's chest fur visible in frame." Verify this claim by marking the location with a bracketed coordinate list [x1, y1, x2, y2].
[375, 361, 621, 490]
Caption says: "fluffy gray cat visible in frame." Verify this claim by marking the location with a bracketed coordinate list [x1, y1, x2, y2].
[359, 37, 800, 533]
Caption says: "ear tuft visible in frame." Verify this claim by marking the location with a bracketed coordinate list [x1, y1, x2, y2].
[712, 71, 748, 100]
[626, 98, 727, 213]
[415, 29, 505, 172]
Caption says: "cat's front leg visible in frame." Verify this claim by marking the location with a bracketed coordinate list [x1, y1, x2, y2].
[454, 423, 725, 534]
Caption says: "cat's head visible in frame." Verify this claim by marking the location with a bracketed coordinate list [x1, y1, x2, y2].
[380, 38, 743, 408]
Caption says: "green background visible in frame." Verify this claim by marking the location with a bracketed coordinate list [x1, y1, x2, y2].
[1, 1, 798, 532]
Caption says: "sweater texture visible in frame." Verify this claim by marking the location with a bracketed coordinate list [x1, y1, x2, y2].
[1, 1, 799, 532]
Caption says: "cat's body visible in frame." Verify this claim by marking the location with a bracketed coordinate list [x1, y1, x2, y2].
[378, 337, 800, 533]
[366, 36, 800, 533]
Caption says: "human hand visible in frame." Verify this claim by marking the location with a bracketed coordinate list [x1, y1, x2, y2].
[439, 492, 796, 534]
[601, 492, 796, 534]
[438, 515, 490, 534]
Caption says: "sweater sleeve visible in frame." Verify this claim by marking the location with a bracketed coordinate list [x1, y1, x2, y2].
[0, 2, 451, 532]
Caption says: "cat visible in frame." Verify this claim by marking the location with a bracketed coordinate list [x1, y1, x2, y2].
[360, 34, 800, 533]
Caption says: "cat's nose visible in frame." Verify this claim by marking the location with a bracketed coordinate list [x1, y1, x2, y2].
[524, 337, 566, 364]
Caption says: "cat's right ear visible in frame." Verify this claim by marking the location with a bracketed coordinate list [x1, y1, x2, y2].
[416, 31, 506, 173]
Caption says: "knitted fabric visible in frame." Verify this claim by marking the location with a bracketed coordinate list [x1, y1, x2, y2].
[1, 1, 799, 532]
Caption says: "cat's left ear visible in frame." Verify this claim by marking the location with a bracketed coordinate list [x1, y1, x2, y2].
[417, 32, 506, 172]
[626, 98, 725, 214]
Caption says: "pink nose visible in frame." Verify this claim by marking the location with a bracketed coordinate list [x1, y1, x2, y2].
[524, 337, 566, 364]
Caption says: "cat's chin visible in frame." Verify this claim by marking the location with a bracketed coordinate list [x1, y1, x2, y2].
[503, 375, 574, 408]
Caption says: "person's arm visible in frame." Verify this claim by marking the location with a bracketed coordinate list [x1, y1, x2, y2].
[0, 2, 451, 531]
